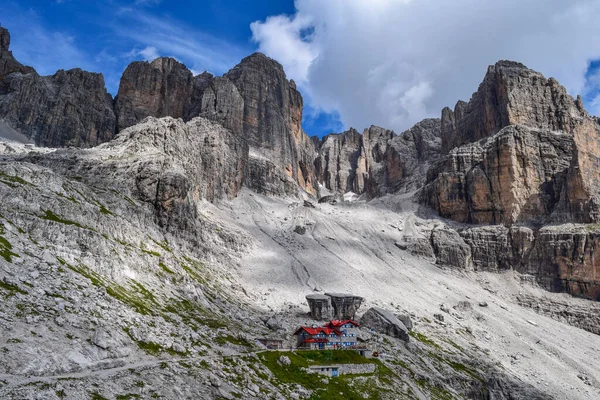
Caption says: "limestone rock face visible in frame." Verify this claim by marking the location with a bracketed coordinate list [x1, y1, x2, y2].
[527, 226, 600, 300]
[24, 117, 247, 233]
[0, 28, 115, 147]
[430, 227, 473, 270]
[115, 58, 194, 131]
[428, 61, 600, 224]
[225, 53, 317, 196]
[378, 118, 442, 195]
[429, 223, 600, 300]
[314, 128, 363, 194]
[0, 67, 116, 147]
[360, 307, 409, 342]
[197, 77, 244, 135]
[422, 125, 573, 225]
[315, 119, 442, 197]
[441, 60, 586, 153]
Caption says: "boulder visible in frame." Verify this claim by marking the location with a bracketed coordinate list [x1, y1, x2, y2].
[325, 292, 363, 320]
[306, 294, 333, 320]
[360, 307, 409, 342]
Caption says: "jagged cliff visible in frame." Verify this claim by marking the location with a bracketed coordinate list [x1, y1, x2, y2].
[0, 28, 116, 147]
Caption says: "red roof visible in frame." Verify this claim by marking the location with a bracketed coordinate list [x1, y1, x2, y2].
[294, 326, 341, 336]
[327, 320, 360, 328]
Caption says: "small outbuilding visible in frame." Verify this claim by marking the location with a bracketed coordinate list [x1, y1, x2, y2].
[257, 338, 284, 349]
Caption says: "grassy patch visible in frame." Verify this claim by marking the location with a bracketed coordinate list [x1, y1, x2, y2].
[0, 171, 31, 187]
[141, 248, 161, 257]
[123, 328, 184, 357]
[158, 262, 174, 275]
[116, 394, 141, 400]
[180, 257, 207, 284]
[99, 205, 114, 216]
[259, 351, 391, 400]
[59, 258, 157, 316]
[151, 238, 172, 253]
[57, 192, 79, 204]
[0, 235, 18, 263]
[40, 210, 89, 230]
[0, 280, 27, 295]
[410, 331, 442, 350]
[215, 334, 252, 347]
[90, 393, 109, 400]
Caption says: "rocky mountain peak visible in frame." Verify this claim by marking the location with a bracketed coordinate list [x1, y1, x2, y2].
[441, 59, 586, 153]
[0, 27, 34, 78]
[0, 27, 10, 51]
[115, 57, 194, 131]
[230, 52, 285, 74]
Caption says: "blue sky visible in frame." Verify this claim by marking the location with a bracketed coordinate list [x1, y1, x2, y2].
[1, 0, 599, 138]
[0, 0, 343, 137]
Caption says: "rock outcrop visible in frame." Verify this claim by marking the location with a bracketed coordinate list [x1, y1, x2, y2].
[360, 307, 410, 342]
[324, 293, 363, 320]
[0, 27, 34, 78]
[440, 60, 587, 153]
[23, 117, 247, 233]
[422, 125, 573, 225]
[306, 294, 333, 320]
[0, 28, 116, 147]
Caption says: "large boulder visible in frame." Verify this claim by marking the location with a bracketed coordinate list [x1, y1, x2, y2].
[325, 293, 363, 320]
[306, 294, 333, 320]
[360, 307, 409, 342]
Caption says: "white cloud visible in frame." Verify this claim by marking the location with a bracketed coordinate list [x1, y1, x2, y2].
[111, 10, 247, 77]
[251, 0, 600, 133]
[138, 46, 160, 61]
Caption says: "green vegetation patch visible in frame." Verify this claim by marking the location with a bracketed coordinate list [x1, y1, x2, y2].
[158, 262, 174, 275]
[163, 298, 228, 330]
[0, 280, 27, 295]
[0, 233, 18, 263]
[99, 205, 114, 216]
[215, 334, 252, 347]
[180, 257, 207, 284]
[40, 210, 89, 230]
[410, 331, 442, 350]
[259, 351, 393, 400]
[0, 171, 32, 187]
[58, 257, 158, 316]
[116, 394, 141, 400]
